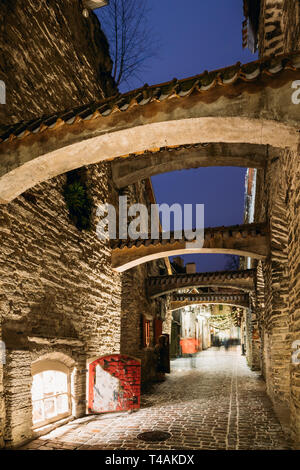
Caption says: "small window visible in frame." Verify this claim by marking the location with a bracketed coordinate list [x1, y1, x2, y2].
[31, 362, 71, 428]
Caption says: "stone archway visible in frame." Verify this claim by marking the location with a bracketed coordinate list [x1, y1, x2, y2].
[147, 268, 255, 298]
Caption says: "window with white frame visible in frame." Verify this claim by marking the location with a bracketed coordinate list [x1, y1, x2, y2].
[31, 361, 71, 428]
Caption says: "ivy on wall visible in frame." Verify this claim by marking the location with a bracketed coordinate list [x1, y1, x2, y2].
[63, 168, 93, 231]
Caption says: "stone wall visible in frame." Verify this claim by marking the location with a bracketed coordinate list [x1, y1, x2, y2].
[0, 0, 164, 448]
[250, 0, 300, 445]
[0, 0, 116, 134]
[258, 0, 300, 57]
[162, 304, 173, 338]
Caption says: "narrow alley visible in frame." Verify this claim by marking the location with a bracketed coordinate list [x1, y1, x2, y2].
[19, 348, 289, 451]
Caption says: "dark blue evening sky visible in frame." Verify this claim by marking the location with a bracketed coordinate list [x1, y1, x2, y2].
[97, 1, 258, 272]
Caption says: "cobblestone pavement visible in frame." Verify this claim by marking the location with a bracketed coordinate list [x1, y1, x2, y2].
[19, 347, 290, 450]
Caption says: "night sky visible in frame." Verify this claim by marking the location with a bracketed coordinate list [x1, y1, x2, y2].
[97, 1, 258, 272]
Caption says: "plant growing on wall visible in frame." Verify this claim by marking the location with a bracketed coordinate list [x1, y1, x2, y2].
[63, 169, 93, 231]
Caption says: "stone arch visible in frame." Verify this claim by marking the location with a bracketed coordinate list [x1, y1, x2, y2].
[0, 53, 299, 203]
[31, 351, 76, 371]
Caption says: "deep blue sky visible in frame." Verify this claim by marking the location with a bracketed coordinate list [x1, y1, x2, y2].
[97, 1, 258, 272]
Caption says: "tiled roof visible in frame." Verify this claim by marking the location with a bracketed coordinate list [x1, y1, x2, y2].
[1, 51, 300, 144]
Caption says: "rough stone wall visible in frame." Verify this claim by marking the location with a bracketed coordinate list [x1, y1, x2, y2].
[258, 0, 300, 57]
[0, 0, 128, 448]
[0, 0, 117, 134]
[0, 162, 124, 447]
[248, 296, 261, 371]
[253, 147, 300, 446]
[282, 0, 300, 52]
[264, 156, 291, 412]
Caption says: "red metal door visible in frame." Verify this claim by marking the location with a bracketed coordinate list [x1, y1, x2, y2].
[88, 354, 141, 414]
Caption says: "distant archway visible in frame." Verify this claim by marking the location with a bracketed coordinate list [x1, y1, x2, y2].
[170, 292, 250, 310]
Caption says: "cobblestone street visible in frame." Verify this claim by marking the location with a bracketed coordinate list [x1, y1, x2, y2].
[18, 347, 289, 450]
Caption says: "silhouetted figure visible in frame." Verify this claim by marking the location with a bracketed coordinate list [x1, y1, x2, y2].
[155, 335, 170, 380]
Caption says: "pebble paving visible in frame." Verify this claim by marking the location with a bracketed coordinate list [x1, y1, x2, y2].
[19, 347, 290, 450]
